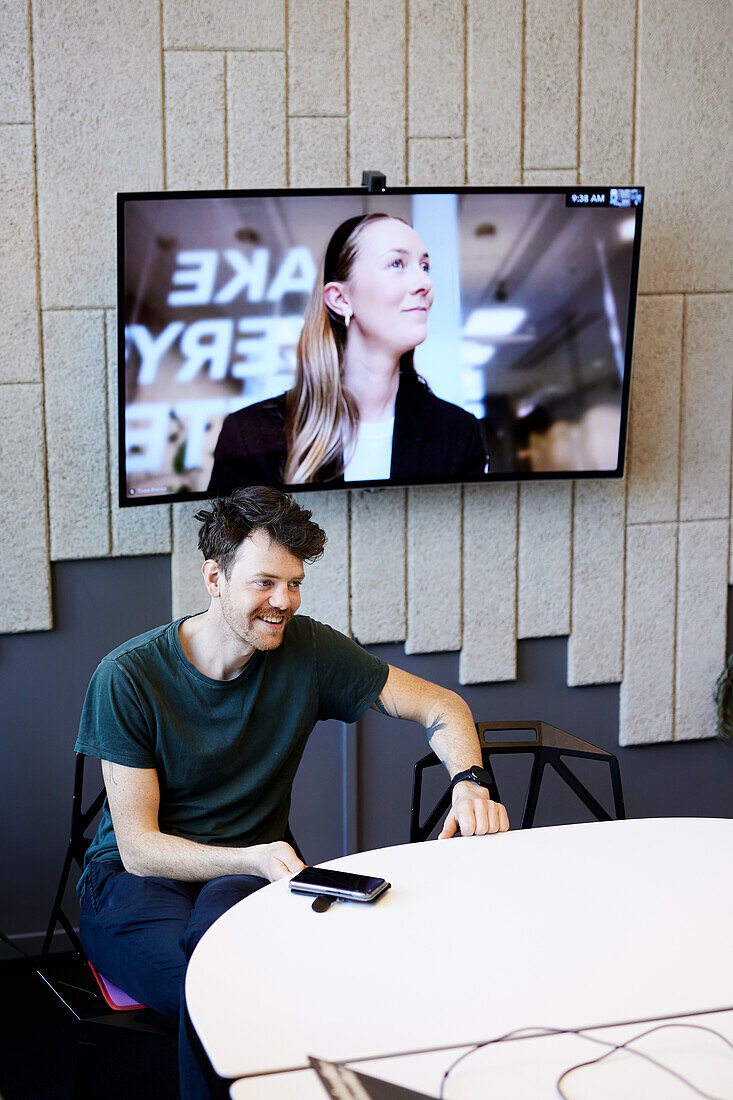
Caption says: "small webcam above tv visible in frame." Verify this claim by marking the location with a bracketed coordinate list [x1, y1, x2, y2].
[117, 184, 642, 507]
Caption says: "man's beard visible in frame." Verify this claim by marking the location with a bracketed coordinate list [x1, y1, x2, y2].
[223, 601, 294, 651]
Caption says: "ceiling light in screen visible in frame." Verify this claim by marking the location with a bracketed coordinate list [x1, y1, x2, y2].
[463, 307, 527, 339]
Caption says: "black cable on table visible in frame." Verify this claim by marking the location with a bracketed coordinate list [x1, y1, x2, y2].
[555, 1021, 733, 1100]
[436, 1018, 733, 1100]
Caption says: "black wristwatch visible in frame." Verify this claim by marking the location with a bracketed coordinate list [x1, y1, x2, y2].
[450, 765, 494, 792]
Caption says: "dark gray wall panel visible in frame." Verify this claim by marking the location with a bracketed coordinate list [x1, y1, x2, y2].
[289, 720, 349, 865]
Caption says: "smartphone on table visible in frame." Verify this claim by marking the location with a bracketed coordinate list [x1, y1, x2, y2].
[289, 866, 391, 903]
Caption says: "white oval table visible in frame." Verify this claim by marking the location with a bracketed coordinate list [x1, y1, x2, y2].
[185, 818, 733, 1088]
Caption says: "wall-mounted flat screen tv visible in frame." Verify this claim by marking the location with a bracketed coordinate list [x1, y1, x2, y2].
[118, 186, 643, 506]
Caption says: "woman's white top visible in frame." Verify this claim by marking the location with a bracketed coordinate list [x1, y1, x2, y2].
[343, 416, 395, 482]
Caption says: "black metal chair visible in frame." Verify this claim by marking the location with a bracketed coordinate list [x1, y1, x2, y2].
[37, 753, 306, 1098]
[36, 754, 176, 1100]
[410, 720, 626, 842]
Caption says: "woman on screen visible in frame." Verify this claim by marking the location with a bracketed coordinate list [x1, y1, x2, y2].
[207, 213, 488, 492]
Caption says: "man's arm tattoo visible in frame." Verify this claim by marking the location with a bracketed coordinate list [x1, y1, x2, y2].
[427, 714, 447, 742]
[371, 686, 403, 718]
[373, 695, 389, 716]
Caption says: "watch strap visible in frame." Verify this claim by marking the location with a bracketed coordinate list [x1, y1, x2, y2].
[450, 765, 493, 791]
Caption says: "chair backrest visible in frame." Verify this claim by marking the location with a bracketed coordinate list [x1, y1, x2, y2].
[410, 720, 624, 842]
[41, 755, 306, 961]
[69, 753, 107, 870]
[39, 754, 106, 962]
[476, 719, 618, 758]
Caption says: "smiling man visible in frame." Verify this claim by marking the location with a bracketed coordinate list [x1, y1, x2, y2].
[74, 486, 508, 1098]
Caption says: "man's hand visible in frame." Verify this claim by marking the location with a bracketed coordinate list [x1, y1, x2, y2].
[438, 781, 509, 839]
[260, 841, 306, 882]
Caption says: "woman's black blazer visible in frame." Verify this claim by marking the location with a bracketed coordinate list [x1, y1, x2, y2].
[207, 373, 488, 495]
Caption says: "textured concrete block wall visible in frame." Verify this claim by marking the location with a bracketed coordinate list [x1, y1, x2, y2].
[1, 0, 731, 747]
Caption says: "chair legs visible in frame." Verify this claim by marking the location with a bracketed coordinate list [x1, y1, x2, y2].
[609, 756, 626, 819]
[41, 848, 78, 961]
[520, 753, 546, 828]
[520, 749, 626, 828]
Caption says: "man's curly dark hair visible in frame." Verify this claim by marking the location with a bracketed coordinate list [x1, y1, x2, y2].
[194, 486, 326, 578]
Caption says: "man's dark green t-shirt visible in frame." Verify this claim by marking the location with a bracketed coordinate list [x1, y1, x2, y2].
[75, 614, 389, 897]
